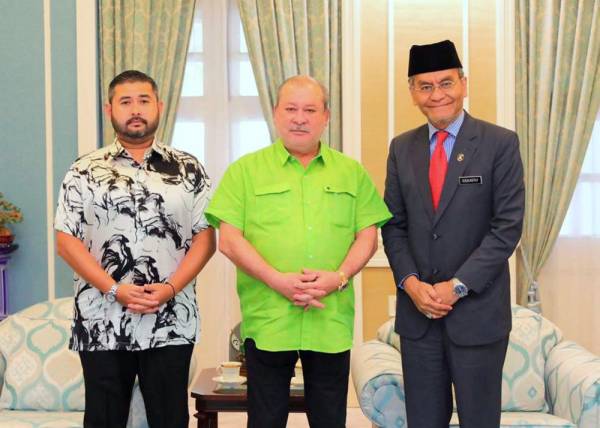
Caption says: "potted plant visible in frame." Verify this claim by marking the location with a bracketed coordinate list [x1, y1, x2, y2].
[0, 193, 23, 246]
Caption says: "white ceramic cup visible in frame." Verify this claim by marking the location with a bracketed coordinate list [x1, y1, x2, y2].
[220, 361, 242, 381]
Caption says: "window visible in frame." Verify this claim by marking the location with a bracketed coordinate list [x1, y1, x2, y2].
[172, 0, 270, 180]
[538, 109, 600, 356]
[171, 0, 269, 371]
[559, 111, 600, 236]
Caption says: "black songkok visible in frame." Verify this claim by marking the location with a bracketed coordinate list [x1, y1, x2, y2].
[408, 40, 463, 77]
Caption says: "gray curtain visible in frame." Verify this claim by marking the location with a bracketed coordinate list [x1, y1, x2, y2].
[515, 0, 600, 307]
[237, 0, 342, 150]
[99, 0, 196, 146]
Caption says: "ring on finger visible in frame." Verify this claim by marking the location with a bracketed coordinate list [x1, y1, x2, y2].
[424, 311, 433, 319]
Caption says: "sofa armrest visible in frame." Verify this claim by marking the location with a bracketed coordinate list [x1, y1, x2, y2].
[545, 340, 600, 427]
[0, 352, 4, 397]
[351, 340, 405, 427]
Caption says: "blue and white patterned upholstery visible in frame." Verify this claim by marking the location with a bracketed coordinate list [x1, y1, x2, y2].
[0, 315, 84, 411]
[0, 298, 149, 428]
[545, 341, 600, 428]
[0, 411, 83, 427]
[352, 305, 600, 427]
[501, 305, 562, 412]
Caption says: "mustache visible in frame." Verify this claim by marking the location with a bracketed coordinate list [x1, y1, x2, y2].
[127, 117, 147, 126]
[290, 126, 309, 133]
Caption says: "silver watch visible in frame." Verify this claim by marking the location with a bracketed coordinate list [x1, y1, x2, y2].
[452, 278, 469, 298]
[105, 284, 119, 303]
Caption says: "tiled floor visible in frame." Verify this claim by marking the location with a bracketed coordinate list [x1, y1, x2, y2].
[188, 405, 372, 427]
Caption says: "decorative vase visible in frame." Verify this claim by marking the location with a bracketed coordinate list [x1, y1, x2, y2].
[0, 228, 14, 245]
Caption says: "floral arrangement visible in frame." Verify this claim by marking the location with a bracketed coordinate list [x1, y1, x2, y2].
[0, 193, 23, 234]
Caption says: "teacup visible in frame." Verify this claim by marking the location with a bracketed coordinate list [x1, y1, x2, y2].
[220, 361, 242, 381]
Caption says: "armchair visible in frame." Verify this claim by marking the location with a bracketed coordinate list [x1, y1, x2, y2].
[352, 305, 600, 427]
[0, 297, 198, 428]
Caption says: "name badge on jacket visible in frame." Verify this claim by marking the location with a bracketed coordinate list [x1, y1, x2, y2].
[459, 176, 482, 185]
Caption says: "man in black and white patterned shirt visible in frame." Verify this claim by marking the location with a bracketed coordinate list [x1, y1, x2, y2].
[55, 70, 215, 428]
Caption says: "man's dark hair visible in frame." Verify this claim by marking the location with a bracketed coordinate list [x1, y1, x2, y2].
[108, 70, 159, 103]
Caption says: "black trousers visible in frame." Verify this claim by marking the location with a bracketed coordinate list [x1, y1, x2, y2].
[400, 320, 509, 428]
[244, 338, 350, 428]
[79, 344, 193, 428]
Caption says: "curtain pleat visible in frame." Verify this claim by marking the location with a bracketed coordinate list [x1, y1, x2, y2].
[99, 0, 196, 146]
[515, 0, 600, 306]
[238, 0, 342, 150]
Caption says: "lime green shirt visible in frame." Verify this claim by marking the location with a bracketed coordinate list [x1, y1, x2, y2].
[205, 140, 391, 352]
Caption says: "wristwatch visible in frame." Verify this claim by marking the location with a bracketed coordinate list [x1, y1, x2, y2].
[337, 271, 349, 292]
[105, 284, 120, 303]
[452, 278, 469, 299]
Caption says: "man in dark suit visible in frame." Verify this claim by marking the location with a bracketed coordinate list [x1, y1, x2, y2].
[382, 40, 525, 427]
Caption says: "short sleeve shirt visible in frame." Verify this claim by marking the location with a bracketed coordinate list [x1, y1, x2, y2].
[54, 140, 211, 351]
[205, 140, 391, 353]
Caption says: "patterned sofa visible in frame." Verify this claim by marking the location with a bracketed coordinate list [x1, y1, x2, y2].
[352, 305, 600, 428]
[0, 297, 197, 428]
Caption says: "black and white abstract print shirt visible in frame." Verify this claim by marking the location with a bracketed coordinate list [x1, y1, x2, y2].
[55, 140, 210, 351]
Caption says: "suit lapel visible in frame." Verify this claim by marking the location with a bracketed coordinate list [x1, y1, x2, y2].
[409, 125, 434, 221]
[433, 114, 479, 226]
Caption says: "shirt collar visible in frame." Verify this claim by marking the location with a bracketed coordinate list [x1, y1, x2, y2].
[427, 110, 465, 140]
[105, 138, 167, 160]
[273, 138, 327, 165]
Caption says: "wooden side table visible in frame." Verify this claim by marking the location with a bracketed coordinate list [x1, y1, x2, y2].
[191, 368, 306, 428]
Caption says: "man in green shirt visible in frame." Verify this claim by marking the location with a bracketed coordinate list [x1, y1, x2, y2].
[206, 75, 391, 428]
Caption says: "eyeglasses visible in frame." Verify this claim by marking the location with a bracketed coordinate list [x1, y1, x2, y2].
[411, 79, 461, 94]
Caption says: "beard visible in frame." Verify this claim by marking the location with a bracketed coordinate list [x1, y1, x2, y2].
[112, 116, 160, 142]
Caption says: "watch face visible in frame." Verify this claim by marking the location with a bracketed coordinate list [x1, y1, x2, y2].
[105, 285, 118, 303]
[454, 284, 468, 297]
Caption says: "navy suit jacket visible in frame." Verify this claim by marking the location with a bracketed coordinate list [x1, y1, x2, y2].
[382, 112, 525, 346]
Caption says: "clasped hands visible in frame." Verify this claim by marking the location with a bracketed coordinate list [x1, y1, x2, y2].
[404, 277, 458, 319]
[270, 269, 341, 310]
[115, 283, 174, 314]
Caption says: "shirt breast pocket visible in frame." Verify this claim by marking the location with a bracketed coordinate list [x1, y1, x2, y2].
[254, 183, 292, 225]
[324, 184, 356, 228]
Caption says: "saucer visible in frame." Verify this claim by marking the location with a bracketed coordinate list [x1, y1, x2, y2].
[212, 375, 246, 386]
[290, 376, 304, 387]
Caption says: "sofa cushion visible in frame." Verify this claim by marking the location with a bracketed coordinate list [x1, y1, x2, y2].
[502, 306, 562, 412]
[0, 315, 84, 411]
[0, 410, 83, 427]
[374, 306, 563, 413]
[364, 379, 574, 428]
[16, 298, 73, 320]
[452, 411, 574, 427]
[376, 318, 400, 351]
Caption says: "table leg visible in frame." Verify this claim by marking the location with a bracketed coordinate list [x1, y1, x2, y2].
[195, 411, 218, 428]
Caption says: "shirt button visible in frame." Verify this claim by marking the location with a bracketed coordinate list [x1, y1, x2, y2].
[307, 226, 313, 231]
[432, 233, 439, 240]
[432, 268, 439, 275]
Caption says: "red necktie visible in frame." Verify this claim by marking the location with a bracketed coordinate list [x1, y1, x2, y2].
[429, 130, 449, 210]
